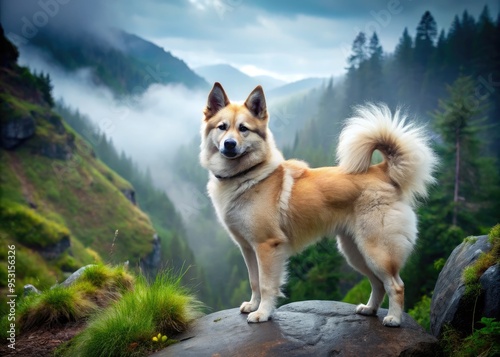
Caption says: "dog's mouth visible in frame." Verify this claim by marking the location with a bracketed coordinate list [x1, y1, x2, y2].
[220, 148, 247, 160]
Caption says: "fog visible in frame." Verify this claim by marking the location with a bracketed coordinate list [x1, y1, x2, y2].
[19, 46, 206, 169]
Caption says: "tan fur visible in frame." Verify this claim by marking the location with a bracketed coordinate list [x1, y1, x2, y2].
[200, 83, 437, 326]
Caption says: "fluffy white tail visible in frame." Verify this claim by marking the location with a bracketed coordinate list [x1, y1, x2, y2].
[337, 104, 438, 205]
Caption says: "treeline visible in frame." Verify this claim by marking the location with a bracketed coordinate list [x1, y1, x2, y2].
[283, 6, 500, 309]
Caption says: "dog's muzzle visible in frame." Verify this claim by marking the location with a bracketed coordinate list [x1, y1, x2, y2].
[221, 138, 239, 158]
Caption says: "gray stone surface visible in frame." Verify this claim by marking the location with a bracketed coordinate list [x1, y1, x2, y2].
[60, 264, 96, 287]
[23, 284, 41, 296]
[152, 301, 439, 357]
[480, 264, 500, 318]
[38, 236, 71, 260]
[1, 116, 35, 149]
[430, 235, 499, 337]
[140, 234, 161, 276]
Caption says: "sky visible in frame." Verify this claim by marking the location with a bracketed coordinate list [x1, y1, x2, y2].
[1, 0, 498, 82]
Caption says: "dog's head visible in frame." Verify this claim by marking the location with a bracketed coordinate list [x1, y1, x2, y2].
[200, 82, 275, 179]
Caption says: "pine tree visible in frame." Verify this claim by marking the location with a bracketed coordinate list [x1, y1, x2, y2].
[366, 32, 384, 101]
[348, 32, 368, 69]
[432, 75, 489, 227]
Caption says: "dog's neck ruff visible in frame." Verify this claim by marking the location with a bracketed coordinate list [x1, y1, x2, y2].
[214, 162, 264, 181]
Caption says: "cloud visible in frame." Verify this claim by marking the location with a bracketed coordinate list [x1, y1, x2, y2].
[3, 0, 498, 82]
[18, 46, 207, 170]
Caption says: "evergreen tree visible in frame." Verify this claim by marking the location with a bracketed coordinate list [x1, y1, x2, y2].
[366, 32, 384, 101]
[415, 10, 437, 65]
[432, 75, 489, 227]
[348, 32, 368, 69]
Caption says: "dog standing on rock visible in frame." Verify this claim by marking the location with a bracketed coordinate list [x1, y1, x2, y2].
[200, 82, 437, 326]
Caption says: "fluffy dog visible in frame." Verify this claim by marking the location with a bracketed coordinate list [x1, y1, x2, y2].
[200, 82, 437, 326]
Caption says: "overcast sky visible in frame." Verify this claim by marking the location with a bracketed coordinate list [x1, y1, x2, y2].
[2, 0, 498, 82]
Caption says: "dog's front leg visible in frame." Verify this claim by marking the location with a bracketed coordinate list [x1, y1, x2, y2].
[239, 243, 261, 313]
[247, 238, 289, 323]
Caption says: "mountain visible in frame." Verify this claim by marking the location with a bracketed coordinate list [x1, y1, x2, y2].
[253, 75, 286, 90]
[267, 77, 328, 100]
[13, 27, 209, 96]
[0, 26, 189, 303]
[195, 64, 259, 100]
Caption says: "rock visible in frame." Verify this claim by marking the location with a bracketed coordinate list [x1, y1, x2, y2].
[140, 234, 161, 276]
[38, 141, 73, 160]
[24, 284, 41, 296]
[1, 116, 36, 149]
[60, 265, 96, 287]
[38, 236, 71, 260]
[151, 301, 439, 357]
[121, 189, 136, 205]
[430, 236, 498, 337]
[480, 264, 500, 318]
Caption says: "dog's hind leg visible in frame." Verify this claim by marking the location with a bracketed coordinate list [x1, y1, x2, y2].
[247, 238, 290, 323]
[239, 243, 261, 313]
[337, 235, 385, 316]
[357, 241, 407, 327]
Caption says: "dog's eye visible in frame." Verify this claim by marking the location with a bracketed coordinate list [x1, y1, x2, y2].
[218, 123, 227, 131]
[239, 124, 248, 132]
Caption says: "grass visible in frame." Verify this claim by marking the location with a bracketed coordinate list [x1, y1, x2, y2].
[0, 264, 134, 339]
[0, 200, 70, 248]
[1, 265, 203, 357]
[61, 270, 202, 357]
[18, 285, 97, 331]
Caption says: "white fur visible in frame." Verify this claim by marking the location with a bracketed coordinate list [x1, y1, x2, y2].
[337, 104, 438, 206]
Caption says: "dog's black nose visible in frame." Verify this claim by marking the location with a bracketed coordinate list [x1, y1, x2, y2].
[224, 139, 237, 150]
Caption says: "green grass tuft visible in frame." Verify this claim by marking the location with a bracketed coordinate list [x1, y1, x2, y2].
[18, 285, 97, 332]
[64, 270, 203, 357]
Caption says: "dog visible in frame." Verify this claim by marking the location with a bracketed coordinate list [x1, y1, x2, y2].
[199, 82, 437, 326]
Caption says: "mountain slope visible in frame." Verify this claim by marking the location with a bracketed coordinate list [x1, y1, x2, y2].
[16, 28, 208, 96]
[0, 27, 170, 304]
[195, 64, 259, 99]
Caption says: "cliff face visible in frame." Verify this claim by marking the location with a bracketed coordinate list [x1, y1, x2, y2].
[0, 25, 160, 300]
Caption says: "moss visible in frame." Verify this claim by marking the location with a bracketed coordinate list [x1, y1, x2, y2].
[0, 201, 70, 248]
[462, 225, 500, 299]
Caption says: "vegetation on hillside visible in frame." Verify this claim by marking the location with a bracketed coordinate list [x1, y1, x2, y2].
[0, 26, 192, 318]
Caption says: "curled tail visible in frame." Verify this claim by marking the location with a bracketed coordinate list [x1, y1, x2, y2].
[337, 104, 438, 205]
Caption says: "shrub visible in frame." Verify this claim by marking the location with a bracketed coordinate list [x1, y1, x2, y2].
[408, 295, 431, 331]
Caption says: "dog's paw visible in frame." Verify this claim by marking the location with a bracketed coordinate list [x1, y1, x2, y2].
[355, 304, 377, 316]
[383, 315, 401, 327]
[247, 310, 271, 323]
[240, 301, 259, 314]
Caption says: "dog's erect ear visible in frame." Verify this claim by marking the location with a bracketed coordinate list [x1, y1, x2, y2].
[244, 85, 267, 120]
[204, 82, 230, 119]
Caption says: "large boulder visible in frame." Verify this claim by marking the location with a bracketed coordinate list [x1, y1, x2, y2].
[430, 235, 499, 337]
[152, 301, 439, 357]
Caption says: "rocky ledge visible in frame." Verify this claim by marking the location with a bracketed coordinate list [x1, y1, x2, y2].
[152, 301, 439, 357]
